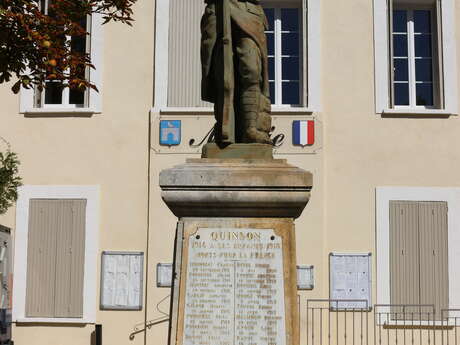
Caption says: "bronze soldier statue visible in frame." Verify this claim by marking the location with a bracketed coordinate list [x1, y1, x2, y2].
[201, 0, 272, 144]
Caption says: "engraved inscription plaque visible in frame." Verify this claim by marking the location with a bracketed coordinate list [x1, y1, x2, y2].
[182, 228, 286, 345]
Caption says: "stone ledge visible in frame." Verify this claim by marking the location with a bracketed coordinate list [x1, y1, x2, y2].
[160, 158, 312, 218]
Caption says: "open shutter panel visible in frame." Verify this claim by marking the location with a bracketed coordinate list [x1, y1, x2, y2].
[388, 0, 394, 108]
[168, 0, 211, 107]
[435, 0, 445, 109]
[418, 202, 448, 321]
[389, 201, 420, 319]
[26, 200, 58, 317]
[302, 0, 307, 106]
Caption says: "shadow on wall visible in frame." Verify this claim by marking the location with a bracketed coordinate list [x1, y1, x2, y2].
[90, 324, 102, 345]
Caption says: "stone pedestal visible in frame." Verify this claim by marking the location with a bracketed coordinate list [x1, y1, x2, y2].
[160, 158, 312, 345]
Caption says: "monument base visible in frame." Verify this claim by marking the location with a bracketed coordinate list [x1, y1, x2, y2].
[160, 158, 312, 345]
[202, 143, 273, 159]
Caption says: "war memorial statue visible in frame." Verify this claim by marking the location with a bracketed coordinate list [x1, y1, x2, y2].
[201, 0, 272, 144]
[160, 2, 312, 344]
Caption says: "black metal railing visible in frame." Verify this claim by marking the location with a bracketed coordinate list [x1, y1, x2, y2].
[306, 300, 460, 345]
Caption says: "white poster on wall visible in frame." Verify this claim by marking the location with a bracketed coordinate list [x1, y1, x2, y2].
[329, 253, 371, 310]
[101, 252, 144, 310]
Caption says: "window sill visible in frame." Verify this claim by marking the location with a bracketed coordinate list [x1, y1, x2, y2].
[15, 317, 94, 324]
[21, 108, 99, 116]
[381, 109, 454, 116]
[154, 106, 315, 115]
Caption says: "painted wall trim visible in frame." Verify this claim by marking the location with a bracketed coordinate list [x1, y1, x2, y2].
[307, 0, 321, 112]
[373, 0, 458, 115]
[153, 0, 321, 112]
[153, 0, 170, 113]
[376, 187, 460, 315]
[13, 185, 100, 324]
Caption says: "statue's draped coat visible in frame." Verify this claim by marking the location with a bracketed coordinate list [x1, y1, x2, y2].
[201, 0, 270, 143]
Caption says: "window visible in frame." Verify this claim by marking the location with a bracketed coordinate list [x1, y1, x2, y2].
[264, 5, 303, 106]
[392, 9, 439, 108]
[153, 0, 320, 112]
[19, 5, 103, 114]
[376, 187, 460, 325]
[389, 201, 448, 320]
[13, 186, 99, 323]
[26, 199, 86, 318]
[373, 0, 458, 114]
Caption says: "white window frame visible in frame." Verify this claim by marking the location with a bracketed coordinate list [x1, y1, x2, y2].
[373, 0, 458, 115]
[152, 0, 320, 115]
[392, 7, 438, 109]
[376, 187, 460, 325]
[264, 1, 303, 107]
[13, 185, 100, 323]
[19, 13, 104, 115]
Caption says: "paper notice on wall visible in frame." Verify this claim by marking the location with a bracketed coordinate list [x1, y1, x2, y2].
[101, 252, 144, 310]
[330, 253, 371, 310]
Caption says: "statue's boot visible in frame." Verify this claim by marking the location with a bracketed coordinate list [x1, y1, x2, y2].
[236, 37, 272, 144]
[239, 85, 271, 144]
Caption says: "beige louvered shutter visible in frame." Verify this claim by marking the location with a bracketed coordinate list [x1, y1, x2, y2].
[418, 202, 448, 320]
[26, 199, 86, 318]
[389, 201, 420, 318]
[54, 200, 86, 318]
[26, 200, 59, 317]
[168, 0, 211, 107]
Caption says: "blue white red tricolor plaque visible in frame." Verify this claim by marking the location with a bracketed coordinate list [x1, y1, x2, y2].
[160, 120, 181, 146]
[292, 120, 315, 146]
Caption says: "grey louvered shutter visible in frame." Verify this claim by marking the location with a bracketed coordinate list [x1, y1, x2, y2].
[168, 0, 211, 107]
[389, 200, 449, 321]
[418, 202, 448, 320]
[389, 201, 420, 315]
[26, 200, 58, 317]
[26, 199, 86, 318]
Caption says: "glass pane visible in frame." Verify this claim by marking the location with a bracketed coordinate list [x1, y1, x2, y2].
[268, 57, 275, 81]
[416, 83, 434, 106]
[266, 33, 274, 56]
[415, 35, 432, 57]
[394, 83, 409, 106]
[414, 10, 431, 33]
[393, 35, 408, 57]
[282, 82, 300, 104]
[69, 89, 85, 105]
[393, 10, 407, 33]
[281, 8, 299, 31]
[281, 32, 299, 56]
[282, 56, 299, 81]
[269, 82, 275, 104]
[264, 8, 275, 31]
[394, 59, 409, 82]
[415, 59, 433, 82]
[71, 16, 88, 52]
[44, 82, 63, 104]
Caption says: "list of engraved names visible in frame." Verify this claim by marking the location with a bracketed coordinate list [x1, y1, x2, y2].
[182, 228, 286, 345]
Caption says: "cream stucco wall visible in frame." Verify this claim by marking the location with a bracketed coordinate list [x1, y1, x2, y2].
[0, 0, 459, 344]
[1, 0, 154, 343]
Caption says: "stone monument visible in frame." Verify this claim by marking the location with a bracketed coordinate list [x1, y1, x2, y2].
[160, 1, 312, 344]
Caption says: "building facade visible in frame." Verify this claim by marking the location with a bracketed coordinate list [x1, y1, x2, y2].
[1, 0, 460, 344]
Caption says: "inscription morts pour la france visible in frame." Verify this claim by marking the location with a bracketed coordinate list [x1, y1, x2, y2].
[183, 228, 286, 345]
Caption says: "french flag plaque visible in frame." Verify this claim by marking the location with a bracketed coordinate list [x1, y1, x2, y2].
[292, 120, 315, 146]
